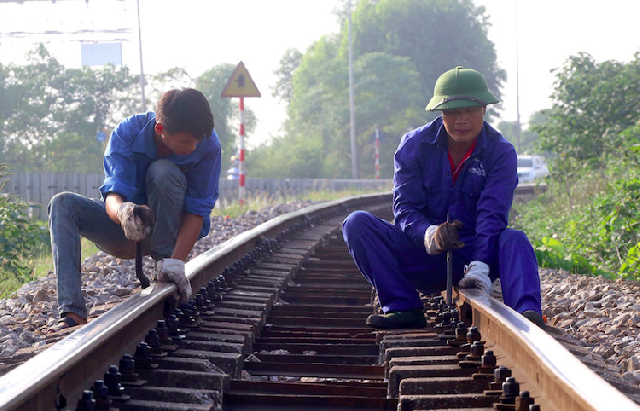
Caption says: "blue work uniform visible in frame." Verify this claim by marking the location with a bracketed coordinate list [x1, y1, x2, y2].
[342, 117, 541, 315]
[49, 112, 221, 319]
[99, 112, 221, 239]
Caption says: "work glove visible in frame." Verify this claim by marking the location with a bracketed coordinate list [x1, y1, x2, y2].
[156, 258, 192, 301]
[117, 202, 155, 242]
[458, 261, 493, 295]
[423, 220, 465, 254]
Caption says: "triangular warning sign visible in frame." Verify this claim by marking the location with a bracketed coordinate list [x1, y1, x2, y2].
[221, 61, 261, 98]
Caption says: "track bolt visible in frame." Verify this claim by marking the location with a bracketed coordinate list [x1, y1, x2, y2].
[207, 281, 221, 301]
[134, 342, 156, 369]
[199, 286, 210, 302]
[119, 354, 139, 382]
[467, 326, 481, 343]
[469, 340, 485, 358]
[515, 391, 535, 411]
[168, 314, 187, 339]
[497, 376, 519, 405]
[90, 380, 111, 411]
[155, 320, 172, 345]
[478, 349, 497, 373]
[75, 390, 95, 411]
[488, 366, 512, 391]
[104, 365, 129, 402]
[145, 329, 163, 353]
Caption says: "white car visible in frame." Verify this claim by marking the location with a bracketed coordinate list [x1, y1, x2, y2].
[517, 155, 548, 183]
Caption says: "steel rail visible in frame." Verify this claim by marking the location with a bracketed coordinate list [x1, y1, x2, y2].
[456, 288, 640, 411]
[0, 192, 391, 411]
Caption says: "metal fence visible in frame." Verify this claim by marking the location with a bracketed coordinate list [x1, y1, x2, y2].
[1, 172, 393, 220]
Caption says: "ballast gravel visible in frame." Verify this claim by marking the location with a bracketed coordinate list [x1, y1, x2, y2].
[0, 201, 640, 403]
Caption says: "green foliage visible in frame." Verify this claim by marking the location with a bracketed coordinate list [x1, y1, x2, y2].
[532, 52, 640, 198]
[0, 164, 50, 283]
[252, 0, 504, 179]
[513, 140, 640, 280]
[0, 44, 140, 172]
[272, 48, 303, 103]
[0, 44, 254, 175]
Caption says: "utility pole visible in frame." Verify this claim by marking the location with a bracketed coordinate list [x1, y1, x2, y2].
[136, 0, 146, 111]
[348, 0, 359, 179]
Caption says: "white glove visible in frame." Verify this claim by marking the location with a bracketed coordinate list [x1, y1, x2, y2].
[117, 202, 153, 242]
[458, 261, 493, 295]
[423, 225, 440, 254]
[157, 258, 192, 301]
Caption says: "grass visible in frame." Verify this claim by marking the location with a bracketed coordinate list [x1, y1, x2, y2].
[0, 188, 390, 296]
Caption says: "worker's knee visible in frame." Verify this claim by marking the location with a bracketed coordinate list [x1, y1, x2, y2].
[342, 210, 375, 240]
[499, 228, 529, 247]
[146, 159, 186, 189]
[48, 191, 80, 216]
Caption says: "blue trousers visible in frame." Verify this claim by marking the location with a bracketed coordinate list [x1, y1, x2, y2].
[48, 160, 188, 319]
[342, 211, 541, 315]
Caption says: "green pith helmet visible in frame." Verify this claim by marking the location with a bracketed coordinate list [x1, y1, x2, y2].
[426, 66, 499, 111]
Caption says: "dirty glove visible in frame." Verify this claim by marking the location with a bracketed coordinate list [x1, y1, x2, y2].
[423, 220, 465, 254]
[156, 258, 192, 301]
[117, 202, 155, 242]
[458, 261, 492, 295]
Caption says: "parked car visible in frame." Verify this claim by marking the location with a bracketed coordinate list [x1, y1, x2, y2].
[517, 155, 548, 183]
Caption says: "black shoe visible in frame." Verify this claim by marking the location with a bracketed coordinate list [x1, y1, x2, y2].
[366, 308, 427, 330]
[522, 310, 546, 329]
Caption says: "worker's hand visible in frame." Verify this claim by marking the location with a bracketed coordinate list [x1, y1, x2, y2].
[156, 258, 192, 301]
[423, 220, 465, 254]
[117, 202, 155, 242]
[459, 261, 492, 295]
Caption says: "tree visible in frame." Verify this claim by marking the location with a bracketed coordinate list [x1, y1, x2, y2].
[535, 52, 640, 163]
[531, 52, 640, 207]
[272, 48, 303, 103]
[0, 44, 140, 172]
[250, 0, 505, 178]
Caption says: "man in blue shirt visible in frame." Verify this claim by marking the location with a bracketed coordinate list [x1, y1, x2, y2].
[47, 88, 221, 333]
[342, 67, 543, 329]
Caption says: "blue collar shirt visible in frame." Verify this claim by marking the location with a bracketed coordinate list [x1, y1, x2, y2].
[393, 117, 518, 265]
[99, 112, 221, 238]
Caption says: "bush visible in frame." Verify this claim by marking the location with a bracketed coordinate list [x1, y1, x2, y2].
[0, 164, 51, 284]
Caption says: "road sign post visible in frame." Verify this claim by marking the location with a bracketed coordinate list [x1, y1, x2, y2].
[221, 61, 261, 205]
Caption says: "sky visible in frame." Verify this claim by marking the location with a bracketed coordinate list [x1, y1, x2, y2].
[1, 0, 639, 148]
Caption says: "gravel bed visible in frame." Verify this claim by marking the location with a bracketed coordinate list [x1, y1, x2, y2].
[1, 201, 640, 403]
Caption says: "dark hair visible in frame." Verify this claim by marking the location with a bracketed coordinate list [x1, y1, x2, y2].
[155, 88, 214, 142]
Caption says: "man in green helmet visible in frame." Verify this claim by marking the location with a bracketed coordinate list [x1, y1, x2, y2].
[342, 66, 544, 329]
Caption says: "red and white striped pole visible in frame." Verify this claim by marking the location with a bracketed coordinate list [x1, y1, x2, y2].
[375, 126, 380, 179]
[238, 97, 245, 204]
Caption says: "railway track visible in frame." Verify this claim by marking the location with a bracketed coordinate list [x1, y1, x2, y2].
[0, 190, 636, 411]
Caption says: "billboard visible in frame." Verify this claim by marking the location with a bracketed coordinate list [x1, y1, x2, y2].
[81, 42, 122, 67]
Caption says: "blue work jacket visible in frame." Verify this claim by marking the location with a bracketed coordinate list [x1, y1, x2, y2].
[393, 117, 517, 265]
[99, 112, 222, 238]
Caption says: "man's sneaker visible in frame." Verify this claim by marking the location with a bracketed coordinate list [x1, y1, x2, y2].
[522, 310, 546, 329]
[366, 308, 427, 330]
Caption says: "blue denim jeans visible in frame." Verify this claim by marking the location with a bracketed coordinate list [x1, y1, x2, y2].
[47, 160, 187, 319]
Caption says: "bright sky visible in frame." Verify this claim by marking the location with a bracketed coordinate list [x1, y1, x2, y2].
[1, 0, 639, 147]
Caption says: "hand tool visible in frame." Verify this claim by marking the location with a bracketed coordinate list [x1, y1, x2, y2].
[135, 242, 150, 289]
